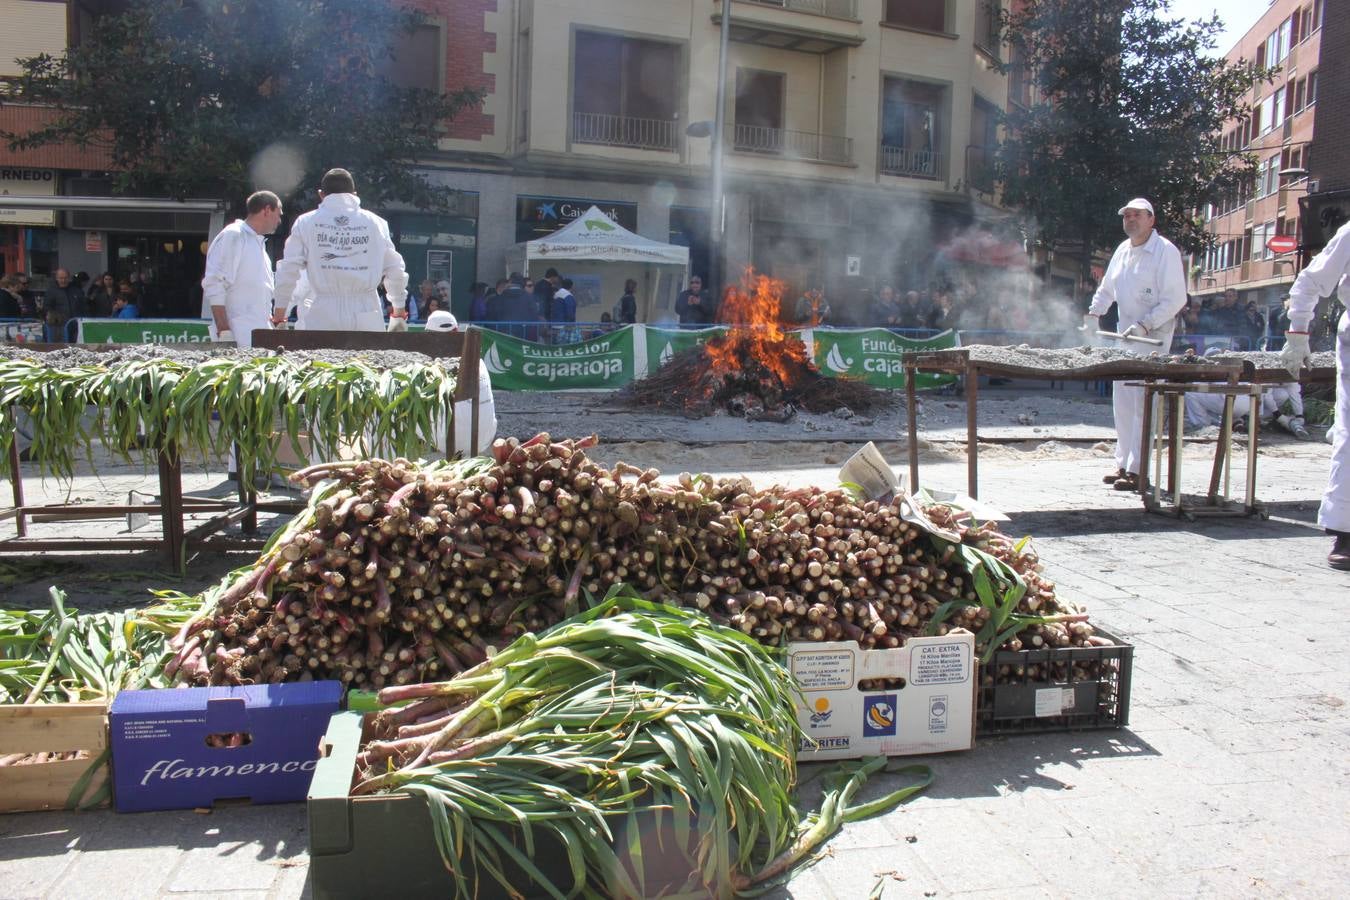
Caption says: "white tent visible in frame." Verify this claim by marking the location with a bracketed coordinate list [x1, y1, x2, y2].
[506, 206, 690, 324]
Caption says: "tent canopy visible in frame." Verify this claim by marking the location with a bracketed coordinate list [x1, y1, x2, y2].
[510, 205, 690, 268]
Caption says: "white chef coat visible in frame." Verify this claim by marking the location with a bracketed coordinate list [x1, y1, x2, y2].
[1089, 229, 1189, 339]
[1287, 219, 1350, 532]
[1089, 228, 1189, 475]
[274, 193, 408, 332]
[201, 219, 274, 349]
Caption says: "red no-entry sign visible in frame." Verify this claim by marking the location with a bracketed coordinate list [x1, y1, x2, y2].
[1267, 235, 1298, 254]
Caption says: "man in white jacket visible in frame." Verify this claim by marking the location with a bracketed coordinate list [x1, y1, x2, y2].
[202, 190, 286, 348]
[1280, 217, 1350, 570]
[1086, 197, 1188, 491]
[274, 168, 409, 332]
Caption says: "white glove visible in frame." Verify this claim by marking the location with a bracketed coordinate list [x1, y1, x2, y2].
[1120, 323, 1145, 339]
[1081, 314, 1099, 332]
[216, 329, 235, 344]
[1279, 332, 1311, 379]
[386, 313, 408, 333]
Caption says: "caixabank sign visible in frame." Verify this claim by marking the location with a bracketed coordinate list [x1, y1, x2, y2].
[787, 633, 975, 761]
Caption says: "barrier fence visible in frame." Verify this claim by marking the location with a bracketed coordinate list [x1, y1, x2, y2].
[1, 318, 1285, 392]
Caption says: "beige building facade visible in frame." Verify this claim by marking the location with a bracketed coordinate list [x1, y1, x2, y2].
[415, 0, 1016, 324]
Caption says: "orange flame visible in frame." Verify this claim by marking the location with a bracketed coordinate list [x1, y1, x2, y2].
[705, 268, 809, 386]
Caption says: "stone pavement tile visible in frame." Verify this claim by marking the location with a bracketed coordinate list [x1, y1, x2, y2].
[787, 843, 942, 899]
[167, 846, 283, 893]
[1057, 799, 1236, 881]
[900, 805, 1042, 893]
[1133, 866, 1271, 899]
[47, 838, 188, 900]
[266, 859, 311, 900]
[1002, 834, 1142, 898]
[0, 813, 103, 900]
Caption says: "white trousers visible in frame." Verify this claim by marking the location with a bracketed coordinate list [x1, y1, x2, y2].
[297, 294, 384, 332]
[1321, 310, 1350, 532]
[1111, 325, 1175, 475]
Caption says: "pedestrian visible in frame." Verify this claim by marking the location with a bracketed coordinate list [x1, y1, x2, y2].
[675, 275, 714, 327]
[496, 272, 533, 338]
[274, 168, 409, 333]
[616, 278, 638, 324]
[422, 310, 498, 457]
[794, 288, 830, 326]
[86, 272, 116, 318]
[12, 273, 36, 318]
[41, 268, 84, 343]
[550, 277, 577, 343]
[201, 190, 285, 348]
[0, 274, 23, 319]
[1280, 216, 1350, 570]
[112, 289, 140, 319]
[468, 282, 489, 321]
[1084, 197, 1188, 491]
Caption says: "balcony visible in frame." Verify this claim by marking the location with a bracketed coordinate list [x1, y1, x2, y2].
[713, 0, 864, 53]
[880, 145, 938, 178]
[743, 0, 858, 17]
[572, 112, 678, 153]
[733, 124, 852, 164]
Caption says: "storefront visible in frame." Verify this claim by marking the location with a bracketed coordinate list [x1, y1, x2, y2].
[388, 191, 480, 320]
[0, 167, 59, 286]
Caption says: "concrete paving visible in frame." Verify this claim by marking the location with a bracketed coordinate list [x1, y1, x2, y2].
[1, 408, 1346, 899]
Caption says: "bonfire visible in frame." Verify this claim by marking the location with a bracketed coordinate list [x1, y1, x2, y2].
[623, 270, 887, 420]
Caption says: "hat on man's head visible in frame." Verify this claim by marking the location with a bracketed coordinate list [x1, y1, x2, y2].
[425, 310, 459, 332]
[1117, 198, 1154, 216]
[508, 272, 525, 287]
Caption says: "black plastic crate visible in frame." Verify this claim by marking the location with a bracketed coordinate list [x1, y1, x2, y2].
[976, 628, 1132, 736]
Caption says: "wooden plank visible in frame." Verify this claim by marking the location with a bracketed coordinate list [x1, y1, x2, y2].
[0, 756, 108, 813]
[0, 703, 108, 754]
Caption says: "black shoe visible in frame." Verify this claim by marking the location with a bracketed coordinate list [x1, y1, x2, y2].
[1112, 473, 1139, 492]
[1102, 468, 1126, 484]
[1330, 534, 1350, 571]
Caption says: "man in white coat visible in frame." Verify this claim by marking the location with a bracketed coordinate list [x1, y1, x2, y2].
[1086, 197, 1188, 491]
[202, 190, 286, 348]
[1280, 217, 1350, 570]
[273, 168, 409, 332]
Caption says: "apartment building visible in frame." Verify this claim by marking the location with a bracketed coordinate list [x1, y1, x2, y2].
[411, 0, 1018, 322]
[2, 0, 1016, 321]
[1193, 0, 1335, 310]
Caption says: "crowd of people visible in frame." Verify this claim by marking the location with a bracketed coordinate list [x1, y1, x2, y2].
[0, 268, 146, 340]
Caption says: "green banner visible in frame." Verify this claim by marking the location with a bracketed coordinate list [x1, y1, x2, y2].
[810, 328, 958, 389]
[644, 326, 728, 370]
[479, 326, 636, 391]
[78, 318, 213, 344]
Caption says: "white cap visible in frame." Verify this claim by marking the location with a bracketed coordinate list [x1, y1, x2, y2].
[1117, 198, 1154, 216]
[425, 310, 459, 332]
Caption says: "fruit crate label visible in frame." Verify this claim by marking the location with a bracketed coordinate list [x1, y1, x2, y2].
[789, 649, 856, 691]
[910, 643, 970, 685]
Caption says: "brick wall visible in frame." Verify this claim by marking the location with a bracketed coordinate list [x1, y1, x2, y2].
[402, 0, 497, 141]
[1309, 9, 1348, 193]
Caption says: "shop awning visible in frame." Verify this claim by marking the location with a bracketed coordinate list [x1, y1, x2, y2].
[510, 206, 690, 268]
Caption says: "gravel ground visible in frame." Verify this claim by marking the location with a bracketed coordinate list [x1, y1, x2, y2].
[0, 345, 460, 370]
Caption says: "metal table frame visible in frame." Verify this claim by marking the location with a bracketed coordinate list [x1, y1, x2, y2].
[2, 329, 482, 570]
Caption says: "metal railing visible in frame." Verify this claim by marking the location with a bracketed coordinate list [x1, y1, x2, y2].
[572, 112, 678, 152]
[732, 123, 852, 163]
[880, 144, 938, 178]
[740, 0, 859, 18]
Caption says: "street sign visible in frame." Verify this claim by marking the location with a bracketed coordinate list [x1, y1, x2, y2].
[1267, 235, 1298, 254]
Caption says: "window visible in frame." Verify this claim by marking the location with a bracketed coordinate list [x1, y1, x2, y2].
[1307, 70, 1317, 107]
[1260, 156, 1280, 197]
[883, 0, 947, 33]
[732, 68, 786, 154]
[1258, 100, 1271, 135]
[1253, 221, 1275, 260]
[380, 22, 443, 92]
[1270, 86, 1286, 129]
[880, 77, 945, 177]
[573, 32, 680, 151]
[517, 29, 531, 144]
[968, 95, 998, 191]
[1293, 76, 1305, 112]
[974, 1, 1000, 58]
[1007, 43, 1030, 108]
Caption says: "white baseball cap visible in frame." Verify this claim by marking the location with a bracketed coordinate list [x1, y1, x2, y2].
[1117, 198, 1154, 216]
[425, 310, 459, 332]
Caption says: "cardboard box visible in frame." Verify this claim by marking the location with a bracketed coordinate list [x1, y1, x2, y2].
[787, 633, 976, 760]
[109, 681, 342, 812]
[0, 701, 110, 813]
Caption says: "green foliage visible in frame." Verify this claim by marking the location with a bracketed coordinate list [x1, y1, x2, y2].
[997, 0, 1276, 267]
[2, 0, 482, 212]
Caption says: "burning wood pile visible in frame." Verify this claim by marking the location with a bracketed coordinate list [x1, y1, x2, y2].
[623, 270, 886, 420]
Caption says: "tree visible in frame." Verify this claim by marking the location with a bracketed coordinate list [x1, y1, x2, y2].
[2, 0, 482, 213]
[997, 0, 1274, 278]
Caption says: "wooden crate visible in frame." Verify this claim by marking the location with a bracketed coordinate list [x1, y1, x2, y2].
[0, 702, 110, 812]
